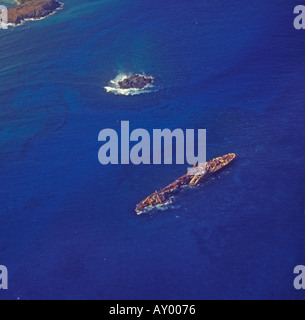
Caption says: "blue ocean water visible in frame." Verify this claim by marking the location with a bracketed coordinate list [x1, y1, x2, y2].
[0, 0, 305, 300]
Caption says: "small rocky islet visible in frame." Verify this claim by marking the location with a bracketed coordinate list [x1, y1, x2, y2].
[8, 0, 62, 25]
[118, 74, 154, 90]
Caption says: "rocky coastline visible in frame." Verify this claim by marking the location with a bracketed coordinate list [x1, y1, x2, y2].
[8, 0, 62, 25]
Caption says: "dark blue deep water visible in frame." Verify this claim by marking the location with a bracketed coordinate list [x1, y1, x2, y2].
[0, 0, 305, 300]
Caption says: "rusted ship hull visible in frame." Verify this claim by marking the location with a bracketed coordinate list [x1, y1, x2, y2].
[136, 153, 236, 213]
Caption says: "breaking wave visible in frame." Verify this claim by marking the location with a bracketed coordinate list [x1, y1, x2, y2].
[104, 74, 156, 96]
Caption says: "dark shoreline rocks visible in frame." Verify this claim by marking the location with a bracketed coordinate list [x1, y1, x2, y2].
[8, 0, 61, 25]
[118, 75, 154, 90]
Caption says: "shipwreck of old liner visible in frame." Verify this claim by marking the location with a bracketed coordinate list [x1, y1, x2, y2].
[136, 153, 236, 213]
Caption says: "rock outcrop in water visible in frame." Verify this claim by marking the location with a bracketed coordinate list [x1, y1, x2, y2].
[118, 75, 154, 90]
[8, 0, 61, 25]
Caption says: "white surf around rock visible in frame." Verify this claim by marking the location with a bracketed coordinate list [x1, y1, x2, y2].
[104, 74, 156, 96]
